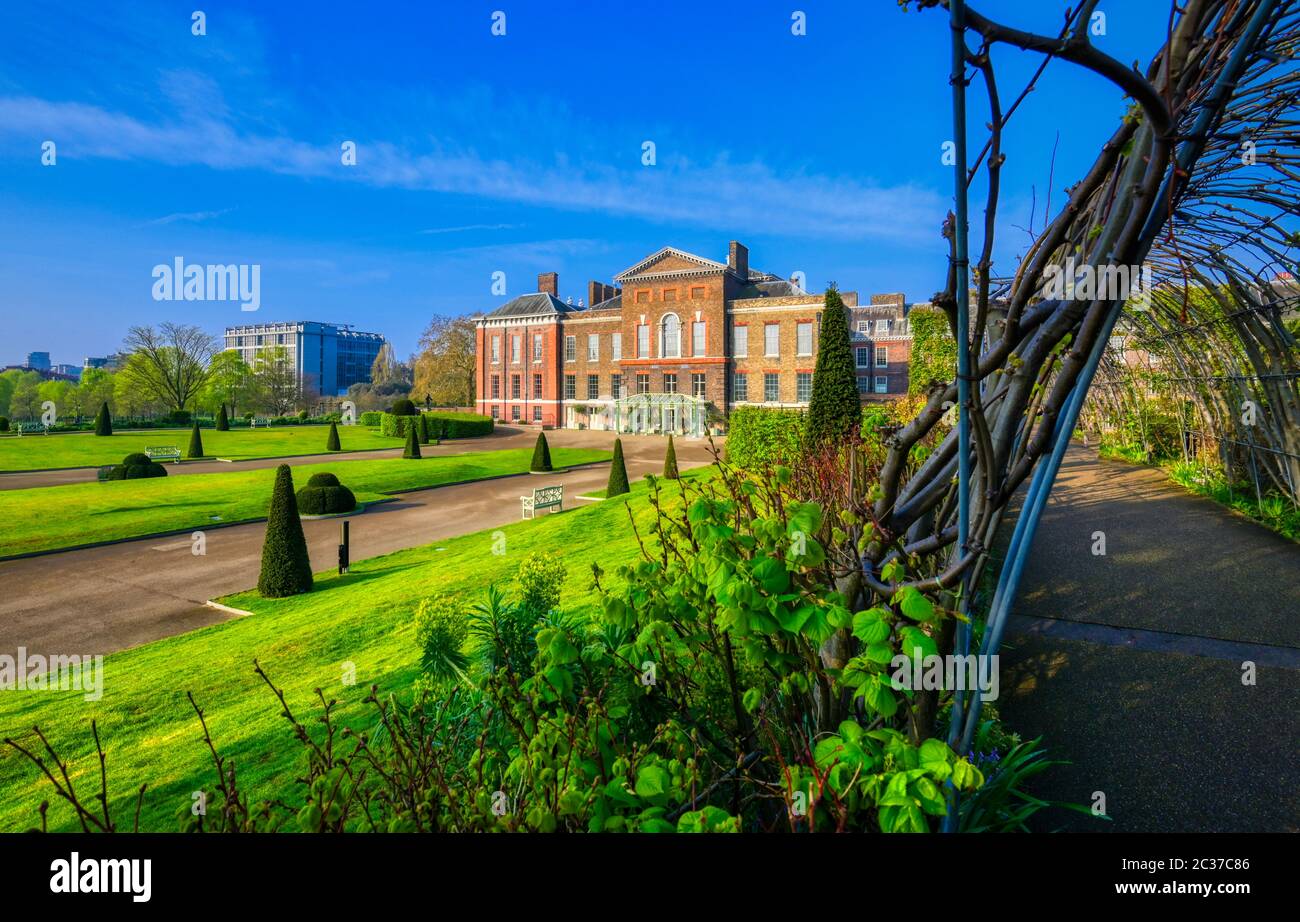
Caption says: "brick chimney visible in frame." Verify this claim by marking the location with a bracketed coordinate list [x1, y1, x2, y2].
[728, 241, 748, 281]
[588, 280, 604, 307]
[538, 272, 558, 297]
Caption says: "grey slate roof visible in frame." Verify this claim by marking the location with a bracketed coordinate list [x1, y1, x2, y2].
[484, 292, 577, 319]
[737, 278, 808, 299]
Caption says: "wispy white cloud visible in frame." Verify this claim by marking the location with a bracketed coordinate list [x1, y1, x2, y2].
[143, 207, 234, 226]
[0, 94, 945, 243]
[418, 223, 521, 235]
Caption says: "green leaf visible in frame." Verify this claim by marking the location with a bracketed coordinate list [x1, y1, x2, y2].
[852, 607, 892, 644]
[893, 585, 937, 622]
[899, 625, 938, 661]
[635, 764, 670, 801]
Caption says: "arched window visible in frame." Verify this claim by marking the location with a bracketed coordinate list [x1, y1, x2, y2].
[660, 313, 681, 358]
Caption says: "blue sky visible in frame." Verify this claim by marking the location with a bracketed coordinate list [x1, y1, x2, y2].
[0, 0, 1173, 365]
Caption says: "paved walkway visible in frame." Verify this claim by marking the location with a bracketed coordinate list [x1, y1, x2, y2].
[0, 431, 716, 657]
[998, 445, 1300, 832]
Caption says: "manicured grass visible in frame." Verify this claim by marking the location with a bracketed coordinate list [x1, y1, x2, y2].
[0, 425, 404, 471]
[0, 447, 611, 557]
[0, 472, 691, 832]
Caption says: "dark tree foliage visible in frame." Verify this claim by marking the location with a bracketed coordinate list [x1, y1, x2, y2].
[326, 422, 341, 451]
[216, 404, 230, 431]
[531, 432, 553, 472]
[403, 422, 422, 459]
[607, 438, 630, 497]
[805, 286, 862, 449]
[186, 422, 204, 460]
[257, 464, 313, 598]
[663, 435, 679, 479]
[94, 402, 113, 437]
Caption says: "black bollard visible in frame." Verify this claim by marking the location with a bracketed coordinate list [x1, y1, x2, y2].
[338, 520, 350, 574]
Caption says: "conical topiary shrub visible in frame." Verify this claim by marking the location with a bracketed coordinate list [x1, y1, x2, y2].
[607, 438, 630, 497]
[94, 401, 113, 436]
[187, 421, 204, 459]
[258, 464, 313, 598]
[805, 285, 863, 449]
[531, 431, 553, 472]
[417, 413, 430, 445]
[663, 434, 679, 480]
[327, 421, 341, 451]
[403, 421, 421, 459]
[216, 405, 230, 431]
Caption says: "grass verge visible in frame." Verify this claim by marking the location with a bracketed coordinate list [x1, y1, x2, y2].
[0, 447, 610, 557]
[0, 471, 690, 831]
[0, 425, 404, 471]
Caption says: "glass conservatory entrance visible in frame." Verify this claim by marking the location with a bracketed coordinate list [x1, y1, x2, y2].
[611, 393, 707, 438]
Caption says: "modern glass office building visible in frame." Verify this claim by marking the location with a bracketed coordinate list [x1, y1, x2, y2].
[223, 321, 386, 396]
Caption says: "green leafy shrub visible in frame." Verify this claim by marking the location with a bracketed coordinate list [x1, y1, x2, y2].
[327, 422, 341, 451]
[186, 422, 204, 459]
[359, 411, 382, 427]
[216, 405, 229, 431]
[168, 409, 192, 426]
[390, 398, 416, 416]
[0, 416, 9, 432]
[908, 305, 958, 395]
[725, 407, 806, 467]
[94, 402, 112, 436]
[607, 438, 630, 496]
[257, 464, 313, 598]
[412, 596, 470, 684]
[530, 432, 552, 472]
[663, 435, 679, 479]
[417, 414, 431, 445]
[298, 410, 309, 421]
[295, 471, 357, 515]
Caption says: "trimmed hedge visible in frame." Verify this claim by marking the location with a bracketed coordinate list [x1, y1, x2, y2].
[426, 411, 493, 439]
[403, 423, 422, 459]
[216, 405, 229, 431]
[417, 414, 431, 445]
[186, 422, 204, 459]
[607, 438, 630, 497]
[104, 451, 168, 480]
[663, 435, 679, 479]
[359, 411, 382, 427]
[380, 412, 421, 440]
[390, 397, 417, 416]
[725, 407, 807, 468]
[257, 464, 313, 598]
[94, 402, 113, 436]
[0, 417, 8, 433]
[530, 432, 552, 472]
[327, 422, 341, 451]
[296, 471, 357, 515]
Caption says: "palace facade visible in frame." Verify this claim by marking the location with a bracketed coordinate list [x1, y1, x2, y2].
[473, 241, 916, 436]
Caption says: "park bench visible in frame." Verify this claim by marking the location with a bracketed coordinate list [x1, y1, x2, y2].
[145, 445, 182, 463]
[252, 417, 272, 428]
[16, 422, 47, 436]
[520, 485, 563, 520]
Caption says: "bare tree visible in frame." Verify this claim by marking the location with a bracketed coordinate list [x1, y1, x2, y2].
[411, 314, 477, 408]
[119, 323, 217, 412]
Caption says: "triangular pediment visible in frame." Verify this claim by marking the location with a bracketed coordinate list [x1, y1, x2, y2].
[615, 247, 729, 282]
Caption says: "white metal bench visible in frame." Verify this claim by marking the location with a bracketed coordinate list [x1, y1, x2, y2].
[521, 485, 563, 519]
[145, 445, 182, 463]
[252, 417, 272, 428]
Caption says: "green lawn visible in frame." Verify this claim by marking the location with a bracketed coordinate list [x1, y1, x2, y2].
[0, 425, 405, 471]
[0, 447, 611, 557]
[0, 474, 686, 832]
